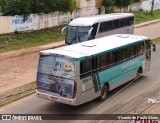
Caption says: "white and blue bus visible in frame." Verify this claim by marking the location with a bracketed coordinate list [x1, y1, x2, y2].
[62, 13, 134, 45]
[36, 34, 155, 106]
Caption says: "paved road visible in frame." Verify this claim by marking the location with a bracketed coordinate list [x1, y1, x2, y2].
[135, 22, 160, 39]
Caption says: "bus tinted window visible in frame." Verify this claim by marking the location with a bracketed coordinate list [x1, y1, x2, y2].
[129, 17, 134, 25]
[80, 59, 92, 78]
[113, 20, 120, 29]
[80, 41, 145, 78]
[101, 54, 107, 68]
[99, 16, 134, 33]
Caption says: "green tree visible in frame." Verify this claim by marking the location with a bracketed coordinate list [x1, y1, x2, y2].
[115, 0, 133, 11]
[0, 0, 8, 12]
[3, 0, 32, 16]
[0, 0, 76, 16]
[123, 0, 134, 8]
[134, 0, 140, 2]
[102, 0, 114, 13]
[68, 0, 76, 13]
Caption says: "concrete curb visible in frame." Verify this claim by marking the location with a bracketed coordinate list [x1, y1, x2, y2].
[0, 82, 36, 107]
[135, 19, 160, 29]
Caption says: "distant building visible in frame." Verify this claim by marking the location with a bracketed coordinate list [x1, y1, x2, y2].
[75, 0, 98, 16]
[76, 0, 96, 8]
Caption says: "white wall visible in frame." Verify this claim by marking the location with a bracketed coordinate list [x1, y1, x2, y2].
[129, 2, 142, 11]
[141, 0, 160, 11]
[116, 0, 160, 12]
[0, 7, 98, 34]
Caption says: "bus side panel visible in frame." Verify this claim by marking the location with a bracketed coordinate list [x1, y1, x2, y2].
[76, 62, 101, 105]
[98, 56, 144, 91]
[96, 25, 134, 39]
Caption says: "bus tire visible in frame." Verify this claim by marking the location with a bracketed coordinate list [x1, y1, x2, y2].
[136, 67, 142, 79]
[98, 85, 108, 102]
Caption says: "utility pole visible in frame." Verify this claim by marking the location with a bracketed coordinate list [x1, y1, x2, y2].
[151, 0, 155, 16]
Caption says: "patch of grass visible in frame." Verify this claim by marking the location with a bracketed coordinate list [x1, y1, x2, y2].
[153, 37, 160, 44]
[0, 25, 64, 53]
[133, 10, 160, 24]
[0, 82, 36, 107]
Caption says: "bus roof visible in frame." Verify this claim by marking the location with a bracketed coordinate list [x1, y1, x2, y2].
[40, 34, 149, 61]
[69, 13, 134, 26]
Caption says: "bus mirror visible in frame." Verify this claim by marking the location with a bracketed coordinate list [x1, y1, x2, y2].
[88, 27, 93, 39]
[153, 44, 156, 52]
[61, 26, 67, 36]
[152, 42, 156, 52]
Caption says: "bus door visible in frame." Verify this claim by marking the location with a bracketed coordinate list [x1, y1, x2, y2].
[144, 40, 151, 72]
[91, 23, 99, 39]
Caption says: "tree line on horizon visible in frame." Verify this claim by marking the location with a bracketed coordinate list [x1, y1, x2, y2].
[102, 0, 141, 13]
[0, 0, 76, 16]
[0, 0, 141, 16]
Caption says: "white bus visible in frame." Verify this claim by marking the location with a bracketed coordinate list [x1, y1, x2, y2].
[62, 13, 134, 45]
[36, 34, 155, 106]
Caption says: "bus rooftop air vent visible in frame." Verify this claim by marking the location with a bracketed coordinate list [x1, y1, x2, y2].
[81, 44, 96, 47]
[117, 35, 130, 38]
[111, 13, 122, 15]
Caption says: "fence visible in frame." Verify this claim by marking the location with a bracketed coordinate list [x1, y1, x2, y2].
[0, 6, 98, 34]
[115, 0, 160, 12]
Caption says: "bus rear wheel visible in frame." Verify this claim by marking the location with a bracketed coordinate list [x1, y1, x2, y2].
[98, 85, 108, 101]
[136, 67, 142, 79]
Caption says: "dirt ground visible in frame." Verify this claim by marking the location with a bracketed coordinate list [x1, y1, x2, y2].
[0, 41, 64, 94]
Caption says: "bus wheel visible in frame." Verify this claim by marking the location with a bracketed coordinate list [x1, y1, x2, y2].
[136, 71, 140, 79]
[98, 85, 108, 101]
[136, 68, 142, 79]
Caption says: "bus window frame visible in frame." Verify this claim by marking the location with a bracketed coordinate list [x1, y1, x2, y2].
[79, 41, 145, 79]
[99, 16, 134, 33]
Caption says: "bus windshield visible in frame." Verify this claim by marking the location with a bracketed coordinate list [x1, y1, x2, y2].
[66, 26, 91, 45]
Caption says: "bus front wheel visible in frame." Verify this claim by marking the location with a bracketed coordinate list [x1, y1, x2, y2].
[98, 85, 108, 101]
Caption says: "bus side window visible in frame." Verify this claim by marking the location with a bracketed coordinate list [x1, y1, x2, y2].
[80, 62, 84, 78]
[92, 57, 97, 72]
[120, 19, 124, 27]
[122, 48, 127, 60]
[108, 21, 113, 30]
[99, 22, 105, 32]
[106, 53, 111, 67]
[118, 49, 123, 62]
[91, 23, 98, 39]
[136, 42, 144, 55]
[129, 45, 135, 58]
[126, 47, 130, 59]
[101, 54, 107, 69]
[112, 51, 118, 64]
[113, 20, 120, 29]
[80, 59, 92, 78]
[129, 17, 134, 25]
[134, 45, 137, 56]
[97, 56, 101, 70]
